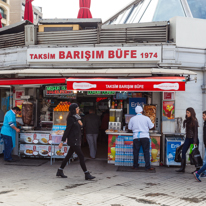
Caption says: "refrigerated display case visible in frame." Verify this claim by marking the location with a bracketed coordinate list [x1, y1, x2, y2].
[164, 135, 184, 167]
[162, 133, 185, 165]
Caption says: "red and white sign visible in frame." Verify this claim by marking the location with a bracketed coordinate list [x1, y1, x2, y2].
[67, 77, 186, 92]
[15, 90, 24, 99]
[27, 47, 162, 63]
[163, 92, 175, 100]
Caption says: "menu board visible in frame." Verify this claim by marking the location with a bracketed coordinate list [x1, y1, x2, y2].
[143, 105, 157, 125]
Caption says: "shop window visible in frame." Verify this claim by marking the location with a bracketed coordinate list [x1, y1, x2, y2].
[22, 3, 25, 12]
[187, 0, 206, 19]
[126, 1, 144, 23]
[153, 0, 185, 22]
[34, 12, 38, 20]
[128, 0, 151, 23]
[0, 7, 5, 18]
[139, 0, 159, 23]
[0, 89, 12, 114]
[110, 6, 133, 25]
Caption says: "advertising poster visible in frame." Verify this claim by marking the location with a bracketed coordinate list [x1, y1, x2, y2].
[108, 134, 118, 164]
[163, 101, 175, 121]
[129, 98, 146, 115]
[150, 136, 160, 166]
[15, 100, 24, 117]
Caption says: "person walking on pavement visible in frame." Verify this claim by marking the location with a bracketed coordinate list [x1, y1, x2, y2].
[200, 111, 206, 178]
[176, 107, 199, 173]
[56, 103, 95, 180]
[83, 108, 101, 159]
[0, 107, 21, 162]
[193, 160, 206, 182]
[128, 106, 155, 171]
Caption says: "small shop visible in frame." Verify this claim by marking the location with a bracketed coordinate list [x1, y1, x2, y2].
[0, 75, 188, 167]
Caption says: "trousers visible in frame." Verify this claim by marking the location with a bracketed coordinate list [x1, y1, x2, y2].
[133, 138, 151, 169]
[86, 134, 98, 158]
[182, 138, 194, 160]
[2, 134, 13, 161]
[60, 146, 87, 172]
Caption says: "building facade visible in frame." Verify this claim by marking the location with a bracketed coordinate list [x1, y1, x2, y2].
[10, 0, 42, 25]
[0, 0, 206, 159]
[0, 0, 10, 27]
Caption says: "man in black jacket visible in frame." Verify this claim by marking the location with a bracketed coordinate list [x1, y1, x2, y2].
[201, 111, 206, 178]
[83, 108, 101, 159]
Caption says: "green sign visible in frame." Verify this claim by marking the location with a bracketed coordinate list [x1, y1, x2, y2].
[87, 91, 116, 95]
[46, 85, 72, 95]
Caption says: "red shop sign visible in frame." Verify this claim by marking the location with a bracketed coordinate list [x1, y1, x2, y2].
[67, 77, 186, 92]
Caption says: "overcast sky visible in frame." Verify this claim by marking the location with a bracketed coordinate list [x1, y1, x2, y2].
[33, 0, 134, 22]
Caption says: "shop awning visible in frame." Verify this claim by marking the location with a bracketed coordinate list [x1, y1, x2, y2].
[0, 78, 66, 86]
[0, 68, 197, 77]
[66, 77, 186, 92]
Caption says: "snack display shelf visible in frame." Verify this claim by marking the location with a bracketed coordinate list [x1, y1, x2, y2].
[19, 131, 52, 158]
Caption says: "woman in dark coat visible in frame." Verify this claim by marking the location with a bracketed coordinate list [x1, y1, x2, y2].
[56, 103, 95, 180]
[176, 107, 199, 173]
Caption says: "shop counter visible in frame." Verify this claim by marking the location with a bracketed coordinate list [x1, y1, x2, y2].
[107, 132, 161, 166]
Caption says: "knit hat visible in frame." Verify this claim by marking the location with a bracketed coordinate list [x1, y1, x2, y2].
[135, 106, 143, 114]
[69, 103, 78, 112]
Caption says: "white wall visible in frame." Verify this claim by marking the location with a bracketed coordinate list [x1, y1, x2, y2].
[170, 16, 206, 49]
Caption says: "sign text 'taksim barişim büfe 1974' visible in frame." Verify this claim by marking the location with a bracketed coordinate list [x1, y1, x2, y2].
[27, 47, 162, 63]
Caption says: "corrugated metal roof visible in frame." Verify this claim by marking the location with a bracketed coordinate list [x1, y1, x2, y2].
[0, 20, 32, 35]
[39, 18, 102, 29]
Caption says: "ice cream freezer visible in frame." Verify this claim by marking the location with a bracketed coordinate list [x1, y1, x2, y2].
[162, 133, 185, 166]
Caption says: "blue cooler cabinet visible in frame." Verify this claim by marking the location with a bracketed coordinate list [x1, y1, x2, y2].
[165, 137, 184, 167]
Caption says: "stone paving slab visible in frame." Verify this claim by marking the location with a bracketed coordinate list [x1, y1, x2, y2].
[0, 157, 206, 206]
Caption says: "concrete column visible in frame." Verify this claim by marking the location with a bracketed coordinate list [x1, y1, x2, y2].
[201, 67, 206, 157]
[201, 67, 206, 111]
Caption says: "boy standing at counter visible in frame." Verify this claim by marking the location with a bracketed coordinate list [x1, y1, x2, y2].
[128, 106, 155, 171]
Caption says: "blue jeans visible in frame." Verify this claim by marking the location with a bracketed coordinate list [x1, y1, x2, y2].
[202, 148, 206, 174]
[2, 134, 13, 161]
[197, 162, 206, 175]
[182, 138, 194, 160]
[133, 138, 151, 169]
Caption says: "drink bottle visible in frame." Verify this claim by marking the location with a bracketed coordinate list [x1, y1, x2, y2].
[153, 83, 179, 90]
[73, 82, 97, 90]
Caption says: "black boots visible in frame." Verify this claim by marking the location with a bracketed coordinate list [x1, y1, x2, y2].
[176, 159, 186, 173]
[56, 169, 67, 178]
[85, 171, 95, 180]
[56, 169, 95, 180]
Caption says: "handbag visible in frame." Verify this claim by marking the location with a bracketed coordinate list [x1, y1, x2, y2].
[174, 144, 184, 162]
[191, 146, 203, 168]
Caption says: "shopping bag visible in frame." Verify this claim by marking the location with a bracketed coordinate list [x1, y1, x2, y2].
[191, 147, 203, 168]
[174, 144, 184, 162]
[189, 154, 195, 165]
[189, 144, 195, 165]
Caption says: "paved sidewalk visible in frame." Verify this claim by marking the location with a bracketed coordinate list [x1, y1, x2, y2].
[0, 156, 205, 206]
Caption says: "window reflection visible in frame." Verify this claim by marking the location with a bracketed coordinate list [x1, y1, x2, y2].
[0, 7, 4, 16]
[153, 0, 185, 21]
[126, 1, 144, 23]
[187, 0, 206, 19]
[110, 7, 133, 25]
[140, 0, 159, 23]
[131, 0, 151, 23]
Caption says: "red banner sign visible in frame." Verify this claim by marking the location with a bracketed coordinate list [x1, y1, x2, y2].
[67, 77, 185, 92]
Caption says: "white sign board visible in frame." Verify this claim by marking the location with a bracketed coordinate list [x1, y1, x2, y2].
[27, 47, 162, 63]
